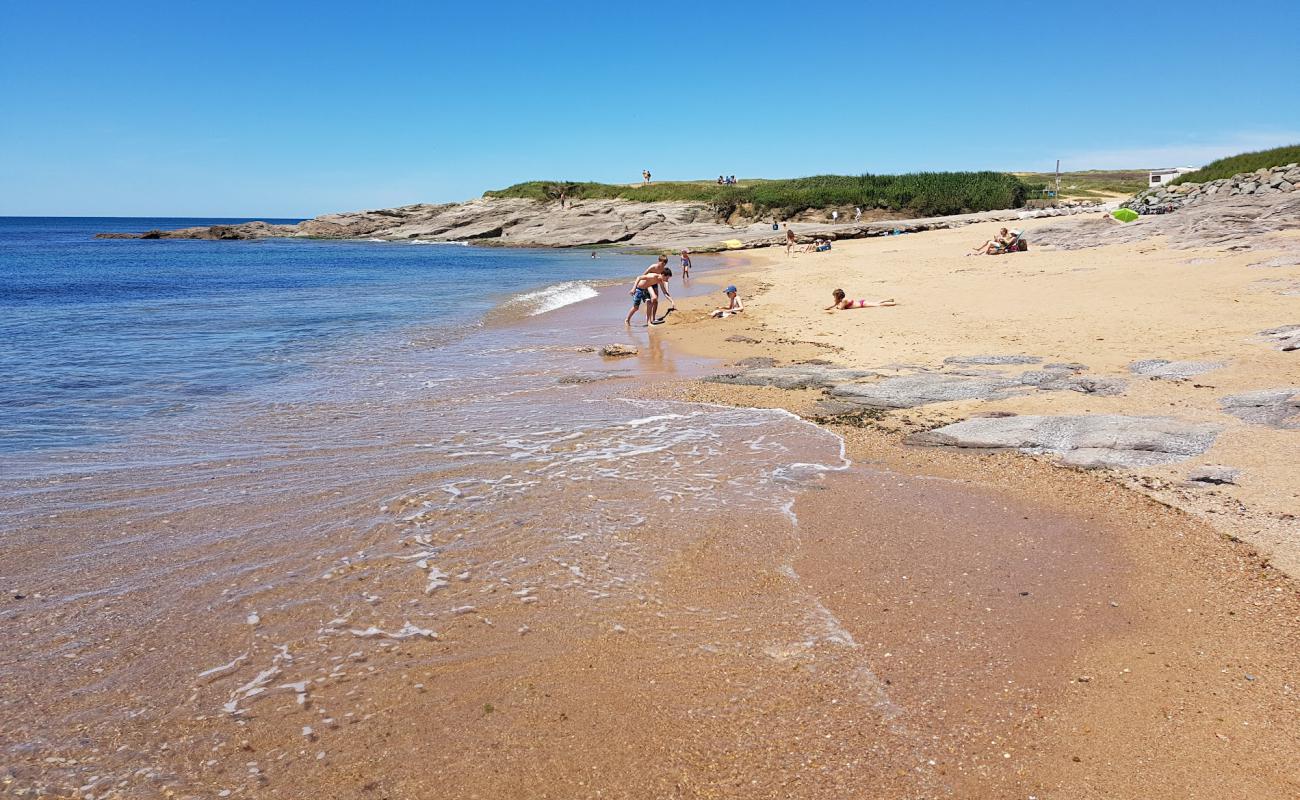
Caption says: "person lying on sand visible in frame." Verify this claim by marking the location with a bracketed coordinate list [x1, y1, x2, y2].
[625, 268, 673, 326]
[710, 285, 744, 318]
[824, 289, 897, 311]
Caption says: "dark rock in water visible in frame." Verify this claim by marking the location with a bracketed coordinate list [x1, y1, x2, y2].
[828, 373, 1025, 408]
[907, 414, 1221, 469]
[1259, 324, 1300, 352]
[733, 356, 778, 368]
[943, 354, 1042, 366]
[557, 372, 628, 385]
[1187, 465, 1240, 485]
[1130, 359, 1225, 380]
[1219, 388, 1300, 428]
[707, 365, 876, 390]
[599, 344, 638, 358]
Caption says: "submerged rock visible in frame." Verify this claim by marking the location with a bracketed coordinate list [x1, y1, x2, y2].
[1219, 388, 1300, 428]
[907, 414, 1221, 469]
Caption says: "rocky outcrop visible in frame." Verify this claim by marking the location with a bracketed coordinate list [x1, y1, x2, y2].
[96, 194, 1116, 250]
[907, 415, 1222, 469]
[1033, 186, 1300, 253]
[1124, 163, 1300, 214]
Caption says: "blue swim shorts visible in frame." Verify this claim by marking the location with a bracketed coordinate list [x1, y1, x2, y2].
[631, 287, 651, 307]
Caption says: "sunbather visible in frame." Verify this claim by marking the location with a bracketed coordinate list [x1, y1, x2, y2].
[825, 289, 897, 311]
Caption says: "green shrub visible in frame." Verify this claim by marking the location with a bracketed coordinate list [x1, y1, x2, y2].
[484, 172, 1030, 217]
[1171, 144, 1300, 185]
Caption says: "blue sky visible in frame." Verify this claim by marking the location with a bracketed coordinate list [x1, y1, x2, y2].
[2, 0, 1297, 217]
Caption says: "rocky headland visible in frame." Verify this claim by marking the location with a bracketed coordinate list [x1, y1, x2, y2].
[97, 196, 1110, 251]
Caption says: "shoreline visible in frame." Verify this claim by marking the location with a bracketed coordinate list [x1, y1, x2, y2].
[4, 227, 1297, 796]
[621, 221, 1300, 794]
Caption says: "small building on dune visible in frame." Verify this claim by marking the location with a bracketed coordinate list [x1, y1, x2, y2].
[1148, 166, 1199, 187]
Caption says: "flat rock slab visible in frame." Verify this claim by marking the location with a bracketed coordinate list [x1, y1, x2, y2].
[943, 354, 1042, 365]
[707, 366, 876, 390]
[908, 415, 1222, 469]
[1130, 359, 1226, 381]
[1188, 465, 1240, 485]
[1259, 325, 1300, 352]
[1219, 388, 1300, 428]
[733, 356, 778, 369]
[829, 373, 1026, 408]
[1019, 369, 1127, 396]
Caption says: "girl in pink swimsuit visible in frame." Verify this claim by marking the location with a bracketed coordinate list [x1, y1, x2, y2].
[825, 289, 897, 311]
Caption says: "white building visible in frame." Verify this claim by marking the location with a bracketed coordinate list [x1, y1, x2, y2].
[1148, 166, 1198, 187]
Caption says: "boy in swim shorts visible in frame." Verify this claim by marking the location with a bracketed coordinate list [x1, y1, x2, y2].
[625, 268, 673, 326]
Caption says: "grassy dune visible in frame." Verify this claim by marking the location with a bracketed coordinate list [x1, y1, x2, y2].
[1171, 144, 1300, 185]
[485, 172, 1031, 218]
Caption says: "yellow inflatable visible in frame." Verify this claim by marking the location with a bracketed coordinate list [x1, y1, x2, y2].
[722, 239, 744, 249]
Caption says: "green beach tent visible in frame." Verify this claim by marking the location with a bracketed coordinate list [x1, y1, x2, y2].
[1112, 208, 1139, 223]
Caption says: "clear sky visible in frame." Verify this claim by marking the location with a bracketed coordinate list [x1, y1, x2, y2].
[2, 0, 1297, 217]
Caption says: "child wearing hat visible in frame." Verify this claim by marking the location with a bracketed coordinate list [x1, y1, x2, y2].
[710, 286, 744, 318]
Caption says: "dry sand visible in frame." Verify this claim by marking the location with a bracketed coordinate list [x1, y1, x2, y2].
[664, 212, 1300, 576]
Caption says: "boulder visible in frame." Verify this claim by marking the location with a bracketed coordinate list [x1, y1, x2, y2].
[1219, 388, 1300, 428]
[907, 414, 1221, 469]
[599, 344, 639, 358]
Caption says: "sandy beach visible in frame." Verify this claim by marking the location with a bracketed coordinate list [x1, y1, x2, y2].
[664, 209, 1300, 576]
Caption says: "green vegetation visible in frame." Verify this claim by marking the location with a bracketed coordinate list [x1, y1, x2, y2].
[1014, 170, 1148, 200]
[1171, 144, 1300, 185]
[484, 172, 1031, 218]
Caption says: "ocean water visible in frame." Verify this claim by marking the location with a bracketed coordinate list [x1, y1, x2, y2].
[0, 217, 858, 795]
[0, 217, 657, 452]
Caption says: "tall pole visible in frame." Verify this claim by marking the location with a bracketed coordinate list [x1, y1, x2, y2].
[1055, 159, 1061, 207]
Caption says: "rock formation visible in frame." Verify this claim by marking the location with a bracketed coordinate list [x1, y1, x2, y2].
[907, 415, 1222, 469]
[96, 195, 1114, 251]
